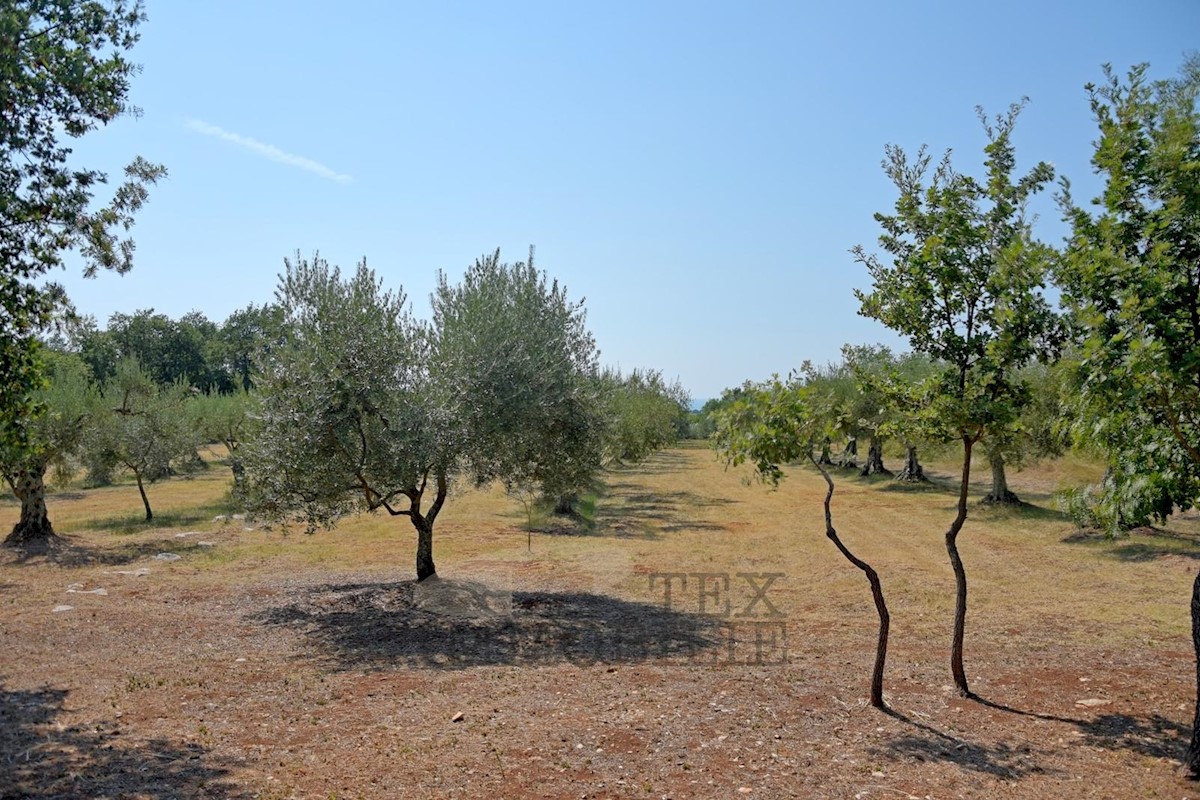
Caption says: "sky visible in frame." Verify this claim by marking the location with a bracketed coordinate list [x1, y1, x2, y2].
[55, 0, 1199, 401]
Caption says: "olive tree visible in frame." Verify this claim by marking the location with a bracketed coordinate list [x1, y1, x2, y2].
[2, 353, 97, 544]
[852, 101, 1057, 696]
[432, 248, 603, 517]
[246, 250, 602, 581]
[90, 359, 198, 521]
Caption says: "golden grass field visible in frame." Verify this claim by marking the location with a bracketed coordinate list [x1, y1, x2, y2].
[2, 442, 1199, 798]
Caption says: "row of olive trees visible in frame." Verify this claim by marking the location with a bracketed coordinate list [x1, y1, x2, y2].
[795, 344, 1069, 498]
[5, 251, 690, 576]
[2, 354, 253, 544]
[242, 249, 689, 580]
[715, 58, 1200, 775]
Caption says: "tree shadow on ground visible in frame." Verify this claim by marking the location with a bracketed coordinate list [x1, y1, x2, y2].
[877, 693, 1189, 781]
[530, 486, 734, 539]
[2, 535, 209, 568]
[970, 693, 1190, 762]
[609, 449, 699, 476]
[251, 578, 737, 671]
[66, 503, 232, 535]
[0, 684, 250, 799]
[592, 486, 733, 537]
[875, 707, 1061, 780]
[1061, 527, 1200, 562]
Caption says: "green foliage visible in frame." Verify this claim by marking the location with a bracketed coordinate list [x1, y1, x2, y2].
[0, 1, 165, 455]
[852, 100, 1058, 445]
[246, 248, 603, 575]
[599, 368, 690, 464]
[212, 303, 285, 391]
[1, 351, 97, 483]
[1058, 58, 1200, 527]
[433, 248, 602, 505]
[712, 376, 812, 485]
[90, 358, 198, 493]
[246, 254, 439, 531]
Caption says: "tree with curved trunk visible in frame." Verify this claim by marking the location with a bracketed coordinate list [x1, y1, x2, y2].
[853, 101, 1057, 696]
[2, 353, 96, 546]
[714, 376, 891, 708]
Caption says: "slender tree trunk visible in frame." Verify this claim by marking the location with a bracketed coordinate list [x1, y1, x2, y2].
[896, 445, 927, 482]
[982, 450, 1021, 505]
[860, 438, 892, 477]
[4, 466, 55, 545]
[134, 470, 153, 521]
[810, 454, 890, 709]
[1187, 570, 1200, 779]
[948, 436, 974, 696]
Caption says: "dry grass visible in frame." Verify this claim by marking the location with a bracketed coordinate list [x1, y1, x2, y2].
[1, 442, 1197, 798]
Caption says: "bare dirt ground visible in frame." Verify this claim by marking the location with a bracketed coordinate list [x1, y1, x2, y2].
[2, 444, 1198, 799]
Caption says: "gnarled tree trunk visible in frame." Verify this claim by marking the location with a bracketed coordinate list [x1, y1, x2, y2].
[896, 445, 927, 482]
[554, 493, 579, 515]
[817, 438, 835, 466]
[860, 437, 892, 477]
[408, 470, 448, 582]
[4, 465, 55, 545]
[981, 450, 1021, 505]
[838, 437, 858, 470]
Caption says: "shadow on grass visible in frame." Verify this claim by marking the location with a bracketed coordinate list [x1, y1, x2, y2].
[251, 578, 733, 671]
[65, 502, 234, 536]
[973, 500, 1070, 523]
[1061, 527, 1200, 562]
[0, 684, 250, 799]
[593, 487, 732, 537]
[609, 449, 698, 476]
[4, 535, 211, 568]
[525, 482, 735, 539]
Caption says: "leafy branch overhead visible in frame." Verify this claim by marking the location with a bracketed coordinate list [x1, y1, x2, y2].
[1, 0, 165, 460]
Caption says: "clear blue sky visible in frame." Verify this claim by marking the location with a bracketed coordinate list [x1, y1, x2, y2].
[57, 0, 1199, 400]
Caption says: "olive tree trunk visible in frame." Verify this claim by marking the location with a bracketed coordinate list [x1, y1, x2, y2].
[133, 469, 154, 521]
[895, 445, 927, 482]
[4, 466, 55, 545]
[838, 437, 858, 470]
[407, 470, 448, 582]
[860, 438, 892, 477]
[981, 450, 1021, 505]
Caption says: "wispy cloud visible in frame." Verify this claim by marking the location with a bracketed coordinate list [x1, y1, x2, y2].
[185, 119, 352, 184]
